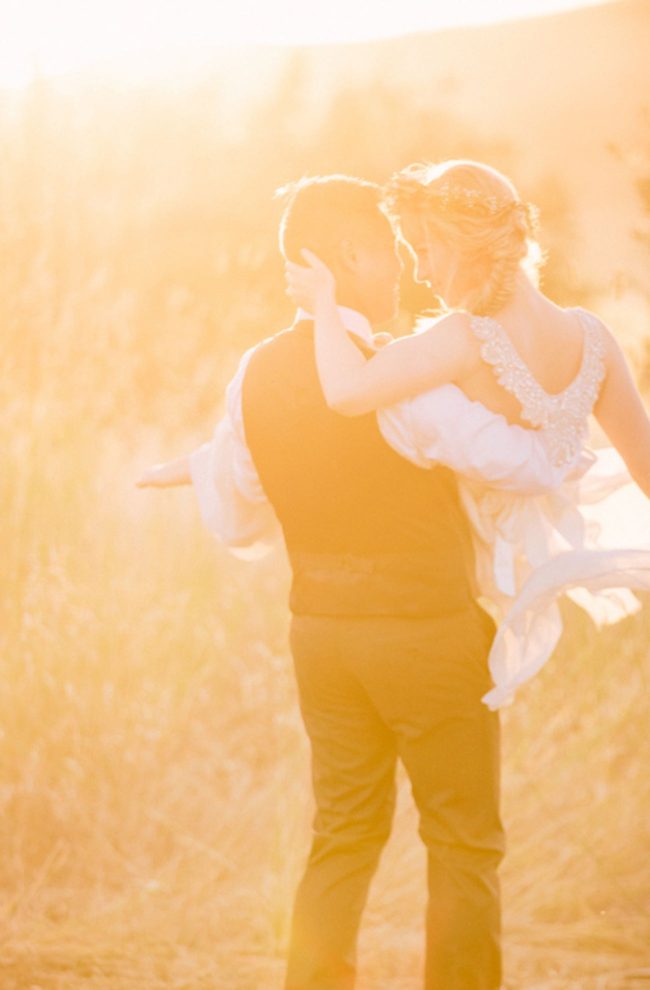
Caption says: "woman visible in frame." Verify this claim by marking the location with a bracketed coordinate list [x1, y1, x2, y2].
[286, 159, 650, 708]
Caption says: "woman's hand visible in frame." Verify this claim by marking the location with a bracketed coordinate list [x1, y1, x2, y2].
[136, 456, 191, 488]
[285, 248, 336, 313]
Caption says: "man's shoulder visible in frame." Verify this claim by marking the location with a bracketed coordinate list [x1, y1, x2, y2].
[245, 323, 312, 375]
[254, 322, 311, 355]
[224, 323, 313, 427]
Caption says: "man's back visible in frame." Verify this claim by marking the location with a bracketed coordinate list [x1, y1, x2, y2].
[241, 320, 477, 617]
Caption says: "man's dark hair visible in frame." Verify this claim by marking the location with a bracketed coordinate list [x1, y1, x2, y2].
[276, 175, 389, 267]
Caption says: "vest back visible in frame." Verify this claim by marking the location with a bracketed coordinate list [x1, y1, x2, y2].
[241, 322, 476, 616]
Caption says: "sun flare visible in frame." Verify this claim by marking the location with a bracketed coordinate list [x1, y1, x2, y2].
[3, 0, 611, 88]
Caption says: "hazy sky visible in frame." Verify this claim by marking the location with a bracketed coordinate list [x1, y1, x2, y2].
[3, 0, 615, 87]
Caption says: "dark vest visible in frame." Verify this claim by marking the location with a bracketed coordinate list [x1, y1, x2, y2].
[241, 321, 476, 617]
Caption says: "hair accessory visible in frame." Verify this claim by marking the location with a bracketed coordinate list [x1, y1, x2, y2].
[433, 184, 516, 216]
[383, 169, 519, 219]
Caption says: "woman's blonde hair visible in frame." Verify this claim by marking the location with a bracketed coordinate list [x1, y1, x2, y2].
[383, 159, 543, 316]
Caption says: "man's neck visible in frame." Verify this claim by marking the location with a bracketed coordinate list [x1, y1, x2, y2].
[295, 305, 374, 345]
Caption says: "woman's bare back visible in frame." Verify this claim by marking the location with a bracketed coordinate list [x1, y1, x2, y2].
[457, 301, 593, 429]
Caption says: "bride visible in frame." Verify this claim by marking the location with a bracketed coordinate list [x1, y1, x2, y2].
[285, 159, 650, 709]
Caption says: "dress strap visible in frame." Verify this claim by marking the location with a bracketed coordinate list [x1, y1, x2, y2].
[469, 311, 607, 467]
[470, 315, 534, 415]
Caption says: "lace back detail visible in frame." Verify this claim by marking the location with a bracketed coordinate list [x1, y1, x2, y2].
[470, 310, 607, 467]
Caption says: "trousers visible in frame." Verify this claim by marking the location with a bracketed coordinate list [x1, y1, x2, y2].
[284, 605, 504, 990]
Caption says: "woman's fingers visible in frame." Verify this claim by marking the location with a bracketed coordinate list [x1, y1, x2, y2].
[285, 263, 315, 287]
[136, 467, 158, 487]
[284, 251, 335, 309]
[285, 252, 329, 277]
[284, 249, 328, 273]
[300, 247, 322, 267]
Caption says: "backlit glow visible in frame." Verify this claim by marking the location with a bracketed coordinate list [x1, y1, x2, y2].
[2, 0, 612, 88]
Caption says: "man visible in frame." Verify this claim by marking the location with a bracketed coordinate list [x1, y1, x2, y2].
[139, 175, 506, 990]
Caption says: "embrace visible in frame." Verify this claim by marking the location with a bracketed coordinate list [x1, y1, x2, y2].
[139, 160, 650, 990]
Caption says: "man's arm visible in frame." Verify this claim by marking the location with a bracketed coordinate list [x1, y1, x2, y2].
[137, 455, 191, 488]
[136, 345, 280, 557]
[187, 417, 280, 556]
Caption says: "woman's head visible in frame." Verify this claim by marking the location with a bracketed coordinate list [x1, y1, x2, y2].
[383, 159, 542, 315]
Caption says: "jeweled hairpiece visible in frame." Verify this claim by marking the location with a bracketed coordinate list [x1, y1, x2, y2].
[435, 184, 515, 215]
[384, 167, 521, 219]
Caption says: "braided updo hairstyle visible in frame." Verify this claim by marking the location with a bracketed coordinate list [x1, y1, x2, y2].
[383, 160, 543, 316]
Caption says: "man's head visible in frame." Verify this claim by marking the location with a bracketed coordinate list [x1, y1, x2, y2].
[277, 175, 402, 325]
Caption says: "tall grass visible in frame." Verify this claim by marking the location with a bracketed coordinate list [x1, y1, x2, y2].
[1, 70, 649, 989]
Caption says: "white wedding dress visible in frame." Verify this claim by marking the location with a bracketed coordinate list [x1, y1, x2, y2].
[378, 308, 650, 710]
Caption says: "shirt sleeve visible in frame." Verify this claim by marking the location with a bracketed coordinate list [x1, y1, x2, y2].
[188, 346, 281, 560]
[377, 384, 579, 495]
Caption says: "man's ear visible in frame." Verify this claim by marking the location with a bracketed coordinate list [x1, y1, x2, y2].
[337, 238, 359, 273]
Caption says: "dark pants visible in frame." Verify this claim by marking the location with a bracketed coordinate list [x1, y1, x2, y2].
[285, 606, 504, 990]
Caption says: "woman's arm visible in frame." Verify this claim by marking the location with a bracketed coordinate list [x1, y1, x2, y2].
[286, 250, 477, 416]
[137, 454, 191, 488]
[594, 329, 650, 496]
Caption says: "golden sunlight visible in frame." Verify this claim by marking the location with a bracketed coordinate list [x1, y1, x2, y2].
[4, 0, 649, 986]
[3, 0, 612, 87]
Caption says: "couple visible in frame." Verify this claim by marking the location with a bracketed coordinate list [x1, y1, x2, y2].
[139, 160, 650, 990]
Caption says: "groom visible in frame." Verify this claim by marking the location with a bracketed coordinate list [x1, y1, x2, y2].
[140, 175, 503, 990]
